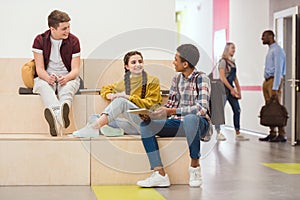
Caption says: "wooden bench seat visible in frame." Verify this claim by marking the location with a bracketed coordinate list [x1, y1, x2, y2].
[0, 134, 190, 185]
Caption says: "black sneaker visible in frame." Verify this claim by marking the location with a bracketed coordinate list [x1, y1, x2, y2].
[258, 134, 277, 142]
[269, 135, 287, 143]
[44, 108, 58, 136]
[61, 103, 70, 128]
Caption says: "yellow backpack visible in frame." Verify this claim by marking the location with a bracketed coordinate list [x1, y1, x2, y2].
[21, 59, 36, 88]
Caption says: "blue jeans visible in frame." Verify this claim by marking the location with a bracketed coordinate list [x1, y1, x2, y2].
[140, 114, 209, 169]
[215, 93, 241, 131]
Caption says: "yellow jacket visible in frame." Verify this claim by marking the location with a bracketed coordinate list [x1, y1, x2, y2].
[100, 73, 162, 109]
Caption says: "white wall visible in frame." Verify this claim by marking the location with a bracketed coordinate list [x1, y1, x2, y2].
[0, 0, 175, 59]
[176, 0, 269, 133]
[230, 0, 269, 86]
[228, 0, 269, 133]
[176, 0, 213, 73]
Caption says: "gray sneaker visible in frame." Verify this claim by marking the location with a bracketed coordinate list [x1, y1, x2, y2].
[236, 134, 250, 141]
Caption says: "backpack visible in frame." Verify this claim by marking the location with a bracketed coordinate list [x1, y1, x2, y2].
[21, 34, 45, 89]
[176, 72, 213, 142]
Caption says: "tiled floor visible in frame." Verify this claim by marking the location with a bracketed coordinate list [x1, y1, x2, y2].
[1, 129, 300, 200]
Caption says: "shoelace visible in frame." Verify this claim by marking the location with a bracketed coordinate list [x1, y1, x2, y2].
[147, 172, 161, 181]
[52, 106, 60, 119]
[150, 172, 158, 178]
[51, 106, 63, 129]
[52, 106, 60, 112]
[192, 170, 201, 180]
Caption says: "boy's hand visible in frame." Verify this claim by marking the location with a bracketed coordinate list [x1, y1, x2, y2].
[148, 107, 168, 120]
[57, 75, 68, 86]
[47, 74, 57, 85]
[139, 114, 150, 121]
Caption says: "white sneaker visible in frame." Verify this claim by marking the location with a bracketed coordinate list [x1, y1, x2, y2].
[72, 124, 99, 138]
[137, 171, 170, 188]
[189, 166, 202, 187]
[236, 134, 250, 141]
[216, 133, 226, 141]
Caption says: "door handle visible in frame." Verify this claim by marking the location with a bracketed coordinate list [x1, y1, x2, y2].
[287, 79, 300, 82]
[287, 79, 300, 87]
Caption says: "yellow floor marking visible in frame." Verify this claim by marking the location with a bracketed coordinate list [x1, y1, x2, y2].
[262, 163, 300, 174]
[92, 185, 166, 200]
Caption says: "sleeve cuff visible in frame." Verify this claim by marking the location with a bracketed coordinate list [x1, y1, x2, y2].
[72, 52, 81, 58]
[175, 108, 181, 115]
[32, 48, 43, 54]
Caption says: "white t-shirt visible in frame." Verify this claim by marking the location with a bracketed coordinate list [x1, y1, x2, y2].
[47, 37, 68, 76]
[32, 36, 68, 76]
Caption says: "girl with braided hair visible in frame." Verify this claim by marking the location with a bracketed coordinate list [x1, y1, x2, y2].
[73, 51, 162, 137]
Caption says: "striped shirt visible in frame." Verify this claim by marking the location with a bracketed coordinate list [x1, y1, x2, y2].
[165, 70, 211, 120]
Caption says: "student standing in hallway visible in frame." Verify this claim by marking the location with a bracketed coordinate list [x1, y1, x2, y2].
[259, 30, 287, 142]
[215, 42, 249, 141]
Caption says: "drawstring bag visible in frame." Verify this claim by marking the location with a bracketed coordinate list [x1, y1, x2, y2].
[208, 64, 226, 125]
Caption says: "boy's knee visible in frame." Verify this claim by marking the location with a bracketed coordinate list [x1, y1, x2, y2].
[140, 122, 150, 138]
[35, 79, 48, 87]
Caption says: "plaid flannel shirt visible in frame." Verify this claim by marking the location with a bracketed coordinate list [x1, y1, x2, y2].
[165, 70, 211, 120]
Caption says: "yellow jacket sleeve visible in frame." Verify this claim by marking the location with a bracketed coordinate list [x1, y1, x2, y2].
[129, 76, 162, 109]
[100, 82, 118, 101]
